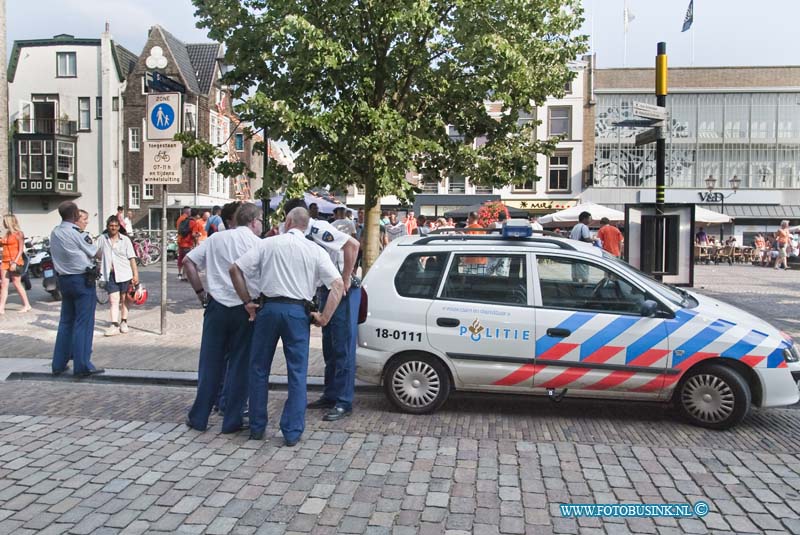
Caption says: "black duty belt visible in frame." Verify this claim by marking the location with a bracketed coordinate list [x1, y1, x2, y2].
[261, 295, 307, 306]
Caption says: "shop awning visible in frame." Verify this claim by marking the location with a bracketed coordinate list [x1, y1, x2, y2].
[721, 205, 800, 219]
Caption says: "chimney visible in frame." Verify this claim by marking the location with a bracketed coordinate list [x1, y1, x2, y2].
[105, 21, 110, 32]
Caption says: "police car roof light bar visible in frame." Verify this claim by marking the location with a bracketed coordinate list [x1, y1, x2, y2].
[411, 234, 577, 251]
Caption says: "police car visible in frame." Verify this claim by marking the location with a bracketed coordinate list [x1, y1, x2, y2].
[356, 221, 800, 429]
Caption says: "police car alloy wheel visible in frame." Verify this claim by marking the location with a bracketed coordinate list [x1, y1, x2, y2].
[676, 364, 751, 430]
[384, 354, 451, 414]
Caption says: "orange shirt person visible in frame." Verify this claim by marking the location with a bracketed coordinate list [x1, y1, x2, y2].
[464, 211, 487, 265]
[596, 217, 623, 257]
[176, 206, 195, 281]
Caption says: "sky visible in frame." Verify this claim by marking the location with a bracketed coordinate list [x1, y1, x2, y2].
[5, 0, 798, 69]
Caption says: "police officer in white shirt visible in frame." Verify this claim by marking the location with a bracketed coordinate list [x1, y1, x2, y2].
[230, 207, 344, 446]
[50, 201, 104, 377]
[281, 198, 361, 423]
[183, 203, 263, 434]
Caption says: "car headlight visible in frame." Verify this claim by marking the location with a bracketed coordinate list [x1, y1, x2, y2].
[781, 332, 800, 363]
[785, 343, 800, 363]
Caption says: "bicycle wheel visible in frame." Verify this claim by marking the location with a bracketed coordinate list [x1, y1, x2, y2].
[147, 244, 161, 263]
[97, 281, 110, 305]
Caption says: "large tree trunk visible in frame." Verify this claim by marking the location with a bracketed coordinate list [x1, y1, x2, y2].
[361, 174, 382, 274]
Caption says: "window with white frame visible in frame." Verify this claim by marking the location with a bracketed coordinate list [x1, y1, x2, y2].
[56, 141, 75, 178]
[129, 184, 141, 209]
[547, 153, 571, 192]
[548, 107, 571, 137]
[78, 97, 90, 130]
[56, 52, 76, 77]
[235, 133, 244, 151]
[143, 183, 154, 199]
[128, 127, 140, 151]
[184, 104, 197, 132]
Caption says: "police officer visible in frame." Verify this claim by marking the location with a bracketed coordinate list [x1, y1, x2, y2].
[281, 198, 361, 422]
[183, 203, 263, 433]
[50, 201, 104, 377]
[230, 207, 343, 446]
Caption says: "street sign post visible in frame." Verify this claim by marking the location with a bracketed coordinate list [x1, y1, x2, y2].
[635, 127, 664, 147]
[633, 101, 667, 121]
[143, 141, 183, 184]
[146, 92, 181, 140]
[145, 91, 182, 335]
[614, 119, 664, 128]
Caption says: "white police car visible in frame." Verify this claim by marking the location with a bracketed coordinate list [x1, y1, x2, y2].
[356, 221, 800, 429]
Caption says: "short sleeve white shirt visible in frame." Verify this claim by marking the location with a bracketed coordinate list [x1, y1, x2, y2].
[235, 228, 340, 301]
[186, 226, 262, 307]
[279, 219, 351, 271]
[331, 218, 357, 236]
[570, 223, 590, 242]
[97, 234, 136, 282]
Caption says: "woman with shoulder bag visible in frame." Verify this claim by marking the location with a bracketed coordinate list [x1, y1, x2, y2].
[97, 215, 139, 335]
[0, 214, 32, 314]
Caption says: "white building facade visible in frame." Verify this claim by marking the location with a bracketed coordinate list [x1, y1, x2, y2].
[7, 31, 136, 236]
[343, 57, 591, 218]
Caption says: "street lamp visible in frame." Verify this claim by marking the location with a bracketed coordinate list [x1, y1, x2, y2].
[705, 174, 740, 241]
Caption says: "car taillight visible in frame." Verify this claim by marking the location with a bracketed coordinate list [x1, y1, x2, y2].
[358, 287, 368, 324]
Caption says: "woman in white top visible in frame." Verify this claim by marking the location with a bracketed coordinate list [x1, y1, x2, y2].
[97, 215, 139, 336]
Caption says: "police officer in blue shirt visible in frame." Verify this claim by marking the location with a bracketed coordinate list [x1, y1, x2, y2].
[50, 201, 104, 377]
[281, 198, 361, 422]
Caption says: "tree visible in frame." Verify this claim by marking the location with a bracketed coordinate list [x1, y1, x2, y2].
[193, 0, 587, 271]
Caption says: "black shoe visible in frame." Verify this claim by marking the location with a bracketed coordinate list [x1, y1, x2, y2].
[323, 407, 352, 422]
[249, 431, 264, 440]
[78, 367, 105, 377]
[52, 366, 70, 376]
[307, 397, 335, 410]
[184, 417, 203, 431]
[221, 423, 250, 434]
[284, 437, 299, 447]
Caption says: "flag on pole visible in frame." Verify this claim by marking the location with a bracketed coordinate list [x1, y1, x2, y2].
[624, 1, 635, 33]
[682, 0, 694, 32]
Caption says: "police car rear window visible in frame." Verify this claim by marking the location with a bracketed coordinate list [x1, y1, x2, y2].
[394, 253, 448, 299]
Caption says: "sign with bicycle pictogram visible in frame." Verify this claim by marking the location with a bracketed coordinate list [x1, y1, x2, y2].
[143, 141, 182, 184]
[146, 93, 181, 140]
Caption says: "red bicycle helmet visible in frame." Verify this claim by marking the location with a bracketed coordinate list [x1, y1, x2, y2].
[127, 283, 148, 306]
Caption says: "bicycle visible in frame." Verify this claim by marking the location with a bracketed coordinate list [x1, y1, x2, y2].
[132, 234, 162, 266]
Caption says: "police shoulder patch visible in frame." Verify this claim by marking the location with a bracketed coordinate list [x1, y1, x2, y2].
[322, 231, 334, 242]
[84, 234, 93, 244]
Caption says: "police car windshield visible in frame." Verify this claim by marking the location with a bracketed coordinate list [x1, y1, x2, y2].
[601, 252, 695, 308]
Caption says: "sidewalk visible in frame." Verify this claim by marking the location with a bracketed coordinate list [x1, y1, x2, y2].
[0, 264, 326, 376]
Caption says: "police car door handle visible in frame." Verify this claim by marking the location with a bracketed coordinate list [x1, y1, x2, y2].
[437, 318, 460, 328]
[547, 328, 571, 338]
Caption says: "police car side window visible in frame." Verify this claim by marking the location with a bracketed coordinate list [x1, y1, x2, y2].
[537, 256, 646, 315]
[441, 254, 527, 306]
[394, 253, 448, 299]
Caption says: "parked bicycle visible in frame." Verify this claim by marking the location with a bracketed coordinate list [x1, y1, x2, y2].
[131, 232, 162, 266]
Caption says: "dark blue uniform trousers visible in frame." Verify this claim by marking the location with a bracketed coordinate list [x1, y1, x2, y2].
[52, 274, 97, 375]
[320, 287, 361, 411]
[188, 298, 253, 432]
[248, 302, 310, 442]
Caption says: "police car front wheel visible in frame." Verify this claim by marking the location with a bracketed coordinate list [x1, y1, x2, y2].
[676, 363, 751, 430]
[384, 354, 451, 414]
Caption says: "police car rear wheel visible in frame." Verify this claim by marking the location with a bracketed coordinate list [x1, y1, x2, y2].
[677, 364, 751, 430]
[384, 355, 450, 414]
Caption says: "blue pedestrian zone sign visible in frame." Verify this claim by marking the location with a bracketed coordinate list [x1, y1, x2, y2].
[151, 103, 175, 130]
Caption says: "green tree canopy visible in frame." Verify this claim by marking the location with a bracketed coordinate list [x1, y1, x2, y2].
[193, 0, 587, 269]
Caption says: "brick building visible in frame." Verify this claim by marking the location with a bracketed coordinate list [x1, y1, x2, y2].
[121, 25, 238, 229]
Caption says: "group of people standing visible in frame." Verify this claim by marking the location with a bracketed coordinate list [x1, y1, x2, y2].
[183, 199, 360, 446]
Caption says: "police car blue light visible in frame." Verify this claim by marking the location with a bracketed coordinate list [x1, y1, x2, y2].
[501, 219, 533, 238]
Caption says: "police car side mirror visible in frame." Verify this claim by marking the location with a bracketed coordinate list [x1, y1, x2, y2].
[640, 300, 658, 317]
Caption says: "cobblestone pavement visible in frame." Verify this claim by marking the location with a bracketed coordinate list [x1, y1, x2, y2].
[1, 381, 800, 534]
[0, 264, 326, 376]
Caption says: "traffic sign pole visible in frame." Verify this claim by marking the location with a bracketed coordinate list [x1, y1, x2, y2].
[145, 91, 183, 335]
[654, 42, 668, 280]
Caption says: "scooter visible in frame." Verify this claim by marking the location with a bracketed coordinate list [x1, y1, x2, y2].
[40, 254, 61, 301]
[25, 236, 49, 278]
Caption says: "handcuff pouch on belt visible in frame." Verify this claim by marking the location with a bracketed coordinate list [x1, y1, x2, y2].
[84, 266, 101, 287]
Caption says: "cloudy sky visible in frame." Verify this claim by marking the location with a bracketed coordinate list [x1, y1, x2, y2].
[5, 0, 796, 69]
